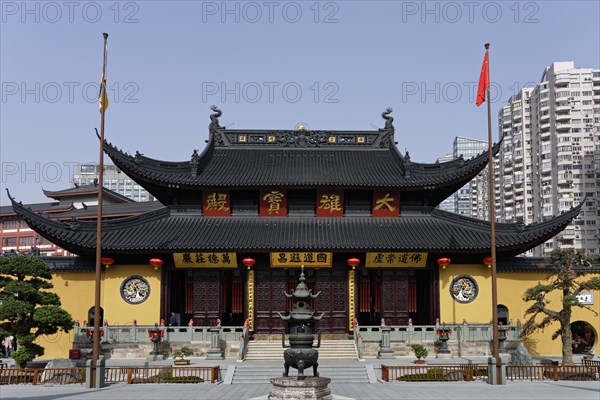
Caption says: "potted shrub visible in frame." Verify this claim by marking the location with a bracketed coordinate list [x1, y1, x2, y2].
[173, 346, 193, 365]
[411, 343, 428, 364]
[582, 347, 594, 360]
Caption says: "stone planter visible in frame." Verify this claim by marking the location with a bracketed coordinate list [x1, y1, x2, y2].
[414, 359, 426, 364]
[174, 359, 190, 365]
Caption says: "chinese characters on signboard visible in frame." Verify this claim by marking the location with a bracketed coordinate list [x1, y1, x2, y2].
[316, 190, 344, 217]
[202, 191, 231, 216]
[372, 191, 400, 217]
[173, 252, 238, 268]
[365, 252, 427, 268]
[270, 252, 333, 268]
[260, 190, 287, 216]
[576, 292, 594, 305]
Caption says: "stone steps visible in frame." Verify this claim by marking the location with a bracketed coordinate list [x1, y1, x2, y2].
[244, 340, 357, 361]
[232, 362, 369, 384]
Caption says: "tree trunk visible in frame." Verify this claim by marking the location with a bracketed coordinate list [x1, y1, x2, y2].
[560, 309, 574, 365]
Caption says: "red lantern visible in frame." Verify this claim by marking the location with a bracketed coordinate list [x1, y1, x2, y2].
[437, 257, 451, 269]
[242, 257, 255, 269]
[346, 257, 360, 269]
[483, 256, 493, 269]
[101, 256, 114, 269]
[149, 257, 164, 270]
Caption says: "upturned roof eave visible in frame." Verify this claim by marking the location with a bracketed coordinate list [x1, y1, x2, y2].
[9, 189, 581, 259]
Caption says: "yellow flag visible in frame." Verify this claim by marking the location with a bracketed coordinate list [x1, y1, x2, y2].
[98, 74, 108, 113]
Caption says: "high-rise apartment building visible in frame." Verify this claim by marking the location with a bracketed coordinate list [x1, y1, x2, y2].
[497, 62, 600, 256]
[436, 137, 489, 218]
[72, 163, 155, 202]
[436, 153, 456, 213]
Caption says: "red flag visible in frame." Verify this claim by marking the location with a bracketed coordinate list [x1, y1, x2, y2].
[476, 51, 489, 107]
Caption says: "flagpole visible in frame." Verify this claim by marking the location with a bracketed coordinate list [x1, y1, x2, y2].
[484, 42, 500, 384]
[92, 32, 108, 389]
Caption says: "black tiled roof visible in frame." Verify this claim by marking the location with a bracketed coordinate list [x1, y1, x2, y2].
[103, 127, 500, 205]
[497, 257, 600, 272]
[43, 184, 134, 203]
[10, 195, 581, 258]
[1, 201, 71, 216]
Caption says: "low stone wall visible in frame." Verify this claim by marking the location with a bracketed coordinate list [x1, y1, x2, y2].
[360, 340, 520, 358]
[75, 340, 240, 359]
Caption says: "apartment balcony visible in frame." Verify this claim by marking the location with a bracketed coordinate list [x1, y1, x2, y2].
[555, 102, 571, 112]
[556, 122, 571, 132]
[555, 76, 570, 86]
[556, 113, 570, 121]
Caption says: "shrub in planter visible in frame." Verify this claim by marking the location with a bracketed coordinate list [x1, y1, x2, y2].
[173, 346, 194, 365]
[411, 343, 428, 364]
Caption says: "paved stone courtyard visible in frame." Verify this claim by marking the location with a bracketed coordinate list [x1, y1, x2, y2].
[1, 356, 599, 400]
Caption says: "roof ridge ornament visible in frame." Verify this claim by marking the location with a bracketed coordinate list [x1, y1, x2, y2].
[378, 107, 395, 148]
[190, 149, 200, 176]
[209, 105, 225, 146]
[276, 130, 327, 147]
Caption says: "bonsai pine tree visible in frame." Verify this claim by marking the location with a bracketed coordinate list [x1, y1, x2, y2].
[0, 255, 74, 367]
[173, 346, 194, 360]
[521, 248, 600, 365]
[411, 343, 428, 360]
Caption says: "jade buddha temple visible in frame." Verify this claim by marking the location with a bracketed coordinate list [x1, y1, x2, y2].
[9, 107, 586, 352]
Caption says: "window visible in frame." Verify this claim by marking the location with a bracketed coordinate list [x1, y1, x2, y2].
[2, 237, 17, 247]
[2, 220, 18, 230]
[19, 236, 34, 246]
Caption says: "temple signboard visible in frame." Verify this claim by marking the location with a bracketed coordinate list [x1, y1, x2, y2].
[260, 190, 287, 216]
[270, 252, 333, 268]
[316, 190, 344, 217]
[372, 191, 400, 217]
[366, 252, 427, 268]
[174, 252, 238, 268]
[202, 191, 231, 216]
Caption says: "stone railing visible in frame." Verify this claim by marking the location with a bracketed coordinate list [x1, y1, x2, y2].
[354, 323, 521, 342]
[74, 325, 245, 345]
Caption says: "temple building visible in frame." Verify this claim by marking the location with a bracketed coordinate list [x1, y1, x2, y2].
[7, 108, 598, 358]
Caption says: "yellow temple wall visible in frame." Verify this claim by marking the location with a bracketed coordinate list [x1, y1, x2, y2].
[439, 265, 600, 356]
[37, 265, 161, 358]
[35, 263, 599, 358]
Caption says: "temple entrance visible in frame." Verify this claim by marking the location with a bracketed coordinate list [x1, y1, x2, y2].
[355, 268, 437, 326]
[220, 269, 244, 326]
[254, 265, 348, 334]
[357, 269, 381, 325]
[170, 269, 245, 326]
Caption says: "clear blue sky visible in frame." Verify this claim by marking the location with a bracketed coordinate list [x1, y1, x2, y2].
[1, 0, 599, 205]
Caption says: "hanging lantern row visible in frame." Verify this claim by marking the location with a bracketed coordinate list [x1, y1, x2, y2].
[437, 257, 451, 269]
[483, 256, 493, 269]
[101, 257, 114, 269]
[149, 257, 164, 270]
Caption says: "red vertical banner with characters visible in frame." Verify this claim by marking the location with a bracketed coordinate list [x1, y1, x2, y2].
[202, 190, 231, 216]
[316, 190, 344, 217]
[260, 190, 287, 216]
[372, 191, 400, 217]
